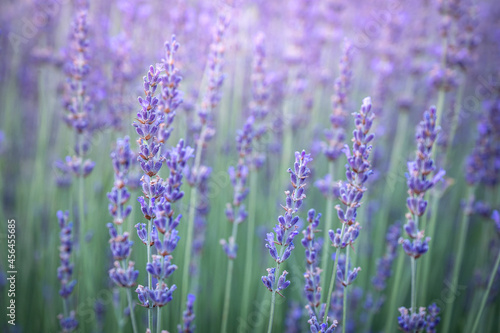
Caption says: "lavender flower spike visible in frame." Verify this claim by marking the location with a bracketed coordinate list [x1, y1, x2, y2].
[263, 150, 312, 332]
[178, 294, 196, 333]
[57, 210, 78, 332]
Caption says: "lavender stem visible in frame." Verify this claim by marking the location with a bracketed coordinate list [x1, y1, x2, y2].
[472, 248, 500, 332]
[267, 290, 276, 333]
[320, 161, 335, 301]
[442, 186, 476, 332]
[126, 288, 138, 333]
[323, 223, 346, 323]
[221, 219, 239, 333]
[342, 245, 350, 333]
[241, 171, 258, 319]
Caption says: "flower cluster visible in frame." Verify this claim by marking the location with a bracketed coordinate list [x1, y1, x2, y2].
[158, 35, 183, 145]
[323, 39, 354, 162]
[465, 99, 500, 187]
[58, 3, 95, 179]
[220, 117, 253, 259]
[133, 61, 192, 310]
[336, 253, 361, 287]
[302, 209, 322, 311]
[178, 294, 196, 333]
[400, 107, 445, 259]
[307, 305, 338, 333]
[57, 210, 78, 332]
[372, 221, 401, 291]
[329, 97, 374, 250]
[262, 150, 312, 295]
[397, 303, 440, 332]
[248, 32, 271, 170]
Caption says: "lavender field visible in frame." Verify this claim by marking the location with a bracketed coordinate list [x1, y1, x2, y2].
[1, 0, 500, 332]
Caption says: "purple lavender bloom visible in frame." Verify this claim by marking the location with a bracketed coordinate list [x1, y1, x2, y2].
[146, 255, 177, 280]
[426, 303, 441, 333]
[465, 100, 500, 186]
[336, 254, 361, 287]
[400, 107, 445, 259]
[109, 261, 139, 288]
[397, 307, 427, 332]
[285, 302, 303, 333]
[107, 137, 139, 290]
[322, 39, 354, 163]
[372, 222, 401, 291]
[136, 283, 177, 308]
[262, 150, 312, 295]
[302, 209, 322, 311]
[158, 35, 183, 145]
[492, 210, 500, 235]
[60, 2, 95, 179]
[307, 305, 338, 333]
[178, 294, 196, 333]
[329, 97, 374, 250]
[57, 211, 76, 299]
[57, 210, 78, 332]
[58, 311, 78, 333]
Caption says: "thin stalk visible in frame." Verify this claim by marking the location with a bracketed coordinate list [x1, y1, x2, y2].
[420, 193, 439, 302]
[156, 307, 161, 333]
[471, 248, 500, 332]
[320, 162, 335, 303]
[126, 288, 138, 333]
[411, 257, 416, 314]
[221, 219, 239, 333]
[411, 215, 419, 318]
[385, 250, 405, 333]
[147, 217, 153, 331]
[444, 75, 466, 166]
[241, 171, 258, 319]
[181, 126, 206, 313]
[342, 246, 350, 333]
[374, 111, 409, 260]
[442, 186, 475, 332]
[323, 223, 346, 323]
[267, 291, 276, 333]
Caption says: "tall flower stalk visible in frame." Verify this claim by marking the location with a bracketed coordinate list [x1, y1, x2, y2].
[323, 97, 374, 329]
[182, 14, 230, 308]
[318, 39, 353, 302]
[303, 209, 338, 332]
[107, 136, 138, 333]
[57, 211, 78, 333]
[397, 107, 445, 332]
[241, 32, 271, 320]
[262, 150, 312, 333]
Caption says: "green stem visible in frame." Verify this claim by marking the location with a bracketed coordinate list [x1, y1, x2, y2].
[420, 192, 439, 303]
[471, 248, 500, 332]
[385, 250, 405, 333]
[147, 218, 153, 331]
[221, 259, 235, 333]
[267, 291, 276, 333]
[221, 219, 239, 333]
[181, 125, 206, 315]
[374, 111, 409, 260]
[126, 288, 138, 333]
[442, 186, 475, 332]
[411, 257, 416, 314]
[342, 246, 350, 333]
[241, 171, 258, 320]
[323, 224, 346, 323]
[444, 76, 466, 167]
[156, 306, 161, 333]
[320, 162, 335, 303]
